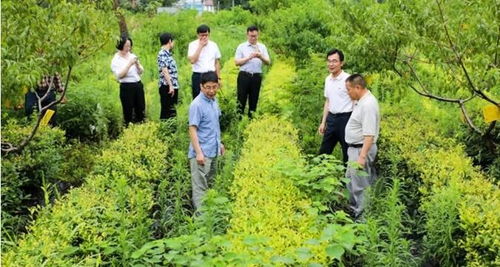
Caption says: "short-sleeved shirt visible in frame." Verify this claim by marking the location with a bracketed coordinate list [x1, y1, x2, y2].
[324, 71, 353, 114]
[188, 93, 221, 158]
[188, 40, 221, 73]
[345, 90, 380, 144]
[110, 52, 141, 83]
[235, 41, 270, 73]
[157, 48, 179, 89]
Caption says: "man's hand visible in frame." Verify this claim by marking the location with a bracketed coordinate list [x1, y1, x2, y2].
[357, 156, 366, 168]
[168, 87, 175, 96]
[199, 38, 208, 48]
[318, 122, 326, 135]
[220, 144, 225, 156]
[196, 153, 205, 165]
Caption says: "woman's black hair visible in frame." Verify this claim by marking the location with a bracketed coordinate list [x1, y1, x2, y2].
[116, 34, 133, 50]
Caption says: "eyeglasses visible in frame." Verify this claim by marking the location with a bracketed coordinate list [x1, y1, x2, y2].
[203, 85, 218, 90]
[327, 59, 340, 64]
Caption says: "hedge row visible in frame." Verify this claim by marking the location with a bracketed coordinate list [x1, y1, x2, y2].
[379, 102, 500, 266]
[3, 122, 167, 266]
[225, 116, 360, 265]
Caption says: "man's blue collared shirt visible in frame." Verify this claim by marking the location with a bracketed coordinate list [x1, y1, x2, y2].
[188, 93, 221, 158]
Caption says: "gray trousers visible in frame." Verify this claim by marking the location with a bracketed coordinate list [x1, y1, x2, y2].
[190, 157, 217, 211]
[346, 144, 377, 217]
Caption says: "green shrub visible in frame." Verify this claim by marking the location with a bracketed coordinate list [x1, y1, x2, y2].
[361, 179, 417, 266]
[58, 77, 123, 142]
[1, 120, 66, 241]
[380, 101, 500, 266]
[2, 122, 167, 265]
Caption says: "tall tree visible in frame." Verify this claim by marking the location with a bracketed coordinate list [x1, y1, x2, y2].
[1, 0, 116, 153]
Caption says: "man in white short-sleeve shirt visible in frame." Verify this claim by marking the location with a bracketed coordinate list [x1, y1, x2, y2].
[188, 24, 221, 99]
[344, 73, 380, 219]
[318, 49, 353, 165]
[234, 25, 270, 118]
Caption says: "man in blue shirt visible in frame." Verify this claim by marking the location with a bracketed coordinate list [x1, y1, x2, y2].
[188, 71, 225, 211]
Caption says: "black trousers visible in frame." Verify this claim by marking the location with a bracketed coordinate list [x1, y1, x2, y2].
[159, 85, 178, 120]
[319, 112, 352, 165]
[237, 71, 262, 117]
[120, 81, 145, 125]
[191, 72, 202, 99]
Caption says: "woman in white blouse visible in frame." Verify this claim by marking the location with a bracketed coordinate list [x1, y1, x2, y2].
[111, 35, 145, 125]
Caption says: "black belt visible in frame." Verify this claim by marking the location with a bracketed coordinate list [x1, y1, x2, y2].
[240, 71, 261, 77]
[347, 143, 363, 148]
[329, 112, 352, 118]
[121, 81, 141, 84]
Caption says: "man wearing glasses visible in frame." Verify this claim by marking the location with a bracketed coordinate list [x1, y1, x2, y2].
[318, 49, 352, 166]
[188, 24, 221, 99]
[235, 25, 271, 118]
[188, 71, 225, 211]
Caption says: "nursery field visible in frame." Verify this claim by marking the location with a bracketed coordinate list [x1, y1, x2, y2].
[1, 0, 499, 266]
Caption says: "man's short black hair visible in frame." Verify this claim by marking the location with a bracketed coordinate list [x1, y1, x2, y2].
[247, 25, 259, 32]
[201, 71, 219, 84]
[326, 48, 344, 62]
[346, 74, 366, 88]
[116, 34, 133, 50]
[197, 24, 210, 34]
[159, 32, 173, 45]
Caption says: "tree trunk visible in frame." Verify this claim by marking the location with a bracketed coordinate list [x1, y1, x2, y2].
[113, 0, 129, 36]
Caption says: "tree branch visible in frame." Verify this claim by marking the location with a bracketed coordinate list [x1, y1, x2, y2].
[435, 0, 499, 106]
[459, 100, 482, 135]
[1, 66, 73, 155]
[404, 59, 475, 103]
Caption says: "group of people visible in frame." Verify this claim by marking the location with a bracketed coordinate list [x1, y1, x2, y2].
[110, 25, 379, 218]
[318, 49, 380, 218]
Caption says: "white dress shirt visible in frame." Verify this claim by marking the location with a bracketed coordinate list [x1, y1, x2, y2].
[188, 40, 221, 73]
[324, 71, 353, 114]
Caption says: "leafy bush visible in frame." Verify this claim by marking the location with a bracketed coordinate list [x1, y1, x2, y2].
[262, 0, 334, 63]
[361, 179, 418, 266]
[379, 101, 500, 266]
[1, 120, 66, 242]
[2, 123, 167, 265]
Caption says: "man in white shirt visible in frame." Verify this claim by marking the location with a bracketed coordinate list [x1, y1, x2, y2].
[344, 73, 380, 219]
[318, 49, 352, 165]
[188, 24, 221, 99]
[234, 25, 270, 118]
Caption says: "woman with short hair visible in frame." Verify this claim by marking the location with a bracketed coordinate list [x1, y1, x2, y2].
[111, 35, 145, 125]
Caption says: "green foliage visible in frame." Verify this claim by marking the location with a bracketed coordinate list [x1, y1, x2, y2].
[1, 120, 66, 242]
[262, 0, 333, 63]
[2, 123, 167, 265]
[278, 154, 347, 213]
[132, 116, 363, 266]
[210, 6, 254, 27]
[1, 0, 115, 107]
[226, 116, 363, 265]
[249, 0, 293, 14]
[57, 83, 123, 142]
[361, 179, 418, 266]
[380, 101, 500, 266]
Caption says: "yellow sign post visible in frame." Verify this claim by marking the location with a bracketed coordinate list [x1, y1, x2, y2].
[40, 109, 55, 126]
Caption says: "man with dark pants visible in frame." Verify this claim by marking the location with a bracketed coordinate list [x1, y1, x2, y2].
[235, 25, 270, 117]
[344, 74, 380, 218]
[188, 71, 225, 211]
[188, 24, 221, 99]
[318, 49, 352, 165]
[157, 32, 179, 119]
